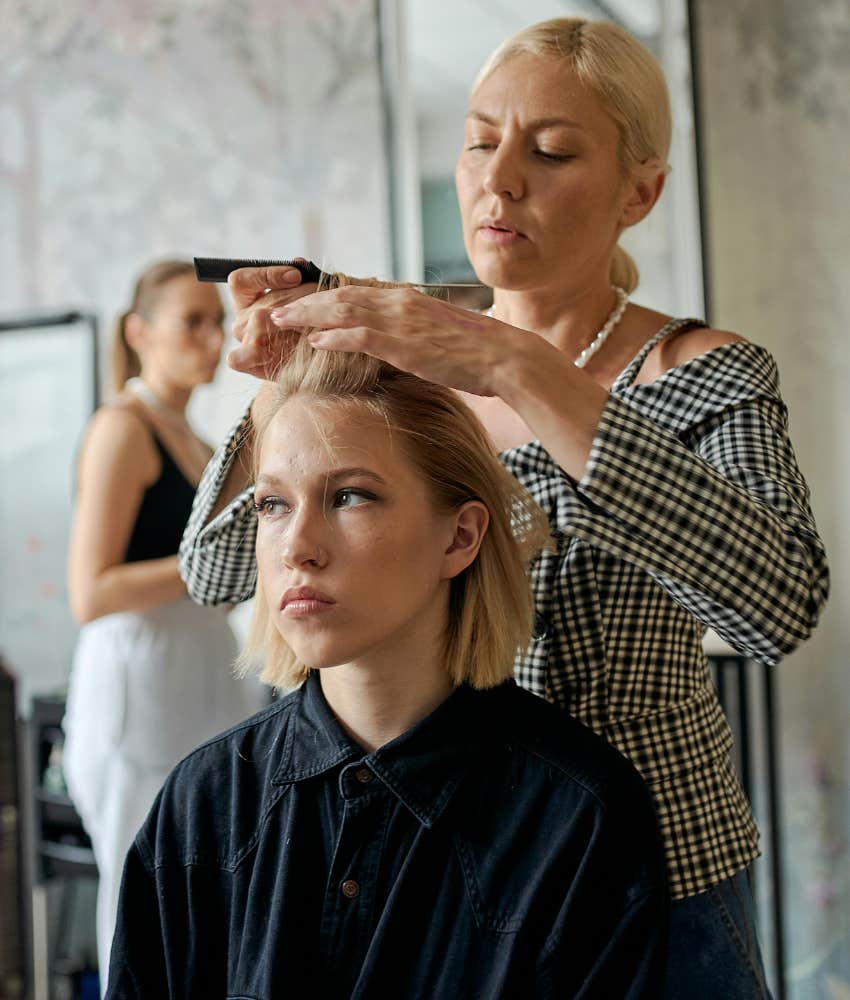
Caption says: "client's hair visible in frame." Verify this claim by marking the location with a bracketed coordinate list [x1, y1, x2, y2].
[239, 277, 551, 691]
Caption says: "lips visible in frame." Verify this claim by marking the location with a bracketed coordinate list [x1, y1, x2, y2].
[280, 586, 336, 618]
[479, 217, 526, 238]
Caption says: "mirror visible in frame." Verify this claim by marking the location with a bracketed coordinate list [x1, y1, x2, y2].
[385, 0, 704, 318]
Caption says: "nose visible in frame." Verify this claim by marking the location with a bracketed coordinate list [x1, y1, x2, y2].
[280, 505, 328, 571]
[482, 140, 525, 201]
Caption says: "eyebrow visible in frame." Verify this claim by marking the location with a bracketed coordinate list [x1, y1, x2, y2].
[255, 467, 388, 490]
[326, 467, 388, 485]
[466, 110, 583, 130]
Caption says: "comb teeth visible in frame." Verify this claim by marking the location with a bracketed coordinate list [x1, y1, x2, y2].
[193, 257, 323, 284]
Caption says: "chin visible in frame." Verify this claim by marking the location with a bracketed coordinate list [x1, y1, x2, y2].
[470, 255, 541, 292]
[289, 642, 359, 672]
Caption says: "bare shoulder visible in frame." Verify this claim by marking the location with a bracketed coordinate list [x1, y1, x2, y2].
[634, 316, 749, 386]
[85, 399, 152, 447]
[79, 400, 159, 480]
[660, 325, 748, 371]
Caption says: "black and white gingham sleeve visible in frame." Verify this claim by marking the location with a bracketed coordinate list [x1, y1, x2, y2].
[179, 405, 258, 606]
[566, 344, 829, 664]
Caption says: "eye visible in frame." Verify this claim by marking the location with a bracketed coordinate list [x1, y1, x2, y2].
[252, 496, 290, 518]
[333, 488, 375, 509]
[534, 150, 574, 163]
[466, 142, 495, 152]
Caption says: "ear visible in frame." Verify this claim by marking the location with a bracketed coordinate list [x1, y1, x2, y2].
[442, 500, 489, 580]
[123, 312, 148, 355]
[619, 157, 667, 229]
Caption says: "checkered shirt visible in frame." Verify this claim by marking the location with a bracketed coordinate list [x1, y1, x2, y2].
[179, 317, 829, 899]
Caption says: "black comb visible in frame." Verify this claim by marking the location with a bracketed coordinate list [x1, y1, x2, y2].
[194, 257, 324, 284]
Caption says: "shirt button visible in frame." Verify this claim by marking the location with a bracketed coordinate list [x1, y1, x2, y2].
[341, 879, 360, 899]
[355, 767, 373, 784]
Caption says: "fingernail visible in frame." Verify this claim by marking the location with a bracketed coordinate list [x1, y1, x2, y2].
[270, 307, 288, 320]
[283, 269, 301, 284]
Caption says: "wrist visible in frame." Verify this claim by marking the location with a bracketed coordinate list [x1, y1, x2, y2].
[491, 328, 567, 407]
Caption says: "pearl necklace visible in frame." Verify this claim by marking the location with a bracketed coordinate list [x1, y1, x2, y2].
[125, 377, 192, 431]
[485, 285, 629, 368]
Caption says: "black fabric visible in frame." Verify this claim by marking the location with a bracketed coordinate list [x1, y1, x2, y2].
[106, 674, 668, 999]
[124, 434, 195, 563]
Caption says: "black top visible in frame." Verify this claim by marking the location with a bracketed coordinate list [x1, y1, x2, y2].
[124, 432, 195, 563]
[106, 674, 668, 999]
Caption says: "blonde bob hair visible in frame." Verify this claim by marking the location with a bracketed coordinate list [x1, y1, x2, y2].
[238, 281, 551, 692]
[473, 18, 673, 293]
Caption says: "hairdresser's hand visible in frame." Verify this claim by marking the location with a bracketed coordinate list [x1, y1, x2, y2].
[269, 286, 517, 396]
[227, 263, 318, 379]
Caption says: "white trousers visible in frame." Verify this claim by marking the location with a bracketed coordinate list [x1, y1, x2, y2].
[62, 598, 266, 990]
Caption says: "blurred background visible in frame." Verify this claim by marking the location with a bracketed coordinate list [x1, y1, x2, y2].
[0, 1, 847, 998]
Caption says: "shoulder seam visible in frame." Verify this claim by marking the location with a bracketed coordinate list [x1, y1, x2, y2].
[514, 739, 611, 815]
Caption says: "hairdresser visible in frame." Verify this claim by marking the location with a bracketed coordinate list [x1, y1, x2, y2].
[180, 19, 828, 998]
[63, 260, 265, 988]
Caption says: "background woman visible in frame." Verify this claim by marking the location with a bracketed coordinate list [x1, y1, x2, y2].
[63, 259, 265, 986]
[180, 19, 829, 998]
[109, 341, 666, 998]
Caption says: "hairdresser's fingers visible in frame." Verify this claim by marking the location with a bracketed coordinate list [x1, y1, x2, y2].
[227, 332, 300, 380]
[232, 284, 318, 347]
[271, 286, 476, 336]
[269, 296, 391, 334]
[226, 324, 277, 379]
[268, 284, 428, 329]
[229, 308, 310, 381]
[228, 263, 306, 310]
[306, 325, 497, 397]
[294, 284, 456, 319]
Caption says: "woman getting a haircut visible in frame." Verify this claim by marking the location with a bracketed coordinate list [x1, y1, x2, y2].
[107, 341, 667, 998]
[180, 19, 828, 998]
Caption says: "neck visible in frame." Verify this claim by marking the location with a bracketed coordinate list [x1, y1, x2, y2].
[138, 369, 191, 416]
[492, 277, 622, 356]
[318, 616, 454, 752]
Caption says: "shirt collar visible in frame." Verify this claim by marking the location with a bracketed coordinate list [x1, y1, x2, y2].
[273, 671, 511, 828]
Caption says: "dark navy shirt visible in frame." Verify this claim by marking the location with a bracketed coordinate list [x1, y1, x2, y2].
[106, 674, 667, 999]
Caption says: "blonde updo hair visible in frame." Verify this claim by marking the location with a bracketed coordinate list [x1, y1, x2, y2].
[473, 18, 673, 293]
[238, 277, 552, 692]
[111, 259, 196, 393]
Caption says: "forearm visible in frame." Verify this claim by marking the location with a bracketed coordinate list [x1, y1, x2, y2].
[495, 339, 828, 660]
[207, 381, 277, 519]
[73, 556, 185, 623]
[533, 392, 828, 660]
[210, 426, 254, 519]
[493, 333, 609, 480]
[179, 394, 270, 606]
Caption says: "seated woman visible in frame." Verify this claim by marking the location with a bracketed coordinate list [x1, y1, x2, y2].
[106, 339, 667, 999]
